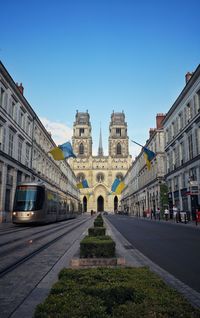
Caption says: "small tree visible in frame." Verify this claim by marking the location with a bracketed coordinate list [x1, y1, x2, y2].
[160, 183, 169, 214]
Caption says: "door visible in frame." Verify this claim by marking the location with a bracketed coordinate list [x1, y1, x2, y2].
[97, 196, 104, 212]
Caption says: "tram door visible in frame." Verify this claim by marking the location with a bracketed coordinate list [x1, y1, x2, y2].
[97, 196, 104, 212]
[83, 196, 87, 212]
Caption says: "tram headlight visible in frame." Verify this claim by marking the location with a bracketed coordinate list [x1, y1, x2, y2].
[13, 212, 16, 216]
[31, 212, 35, 216]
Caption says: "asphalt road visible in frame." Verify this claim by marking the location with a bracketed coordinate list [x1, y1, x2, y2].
[107, 215, 200, 293]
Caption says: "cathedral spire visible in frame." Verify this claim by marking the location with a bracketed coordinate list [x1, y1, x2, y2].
[98, 124, 103, 156]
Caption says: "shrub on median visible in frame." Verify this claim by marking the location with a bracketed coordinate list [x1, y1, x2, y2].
[88, 226, 106, 236]
[34, 267, 200, 318]
[94, 218, 104, 227]
[80, 235, 115, 258]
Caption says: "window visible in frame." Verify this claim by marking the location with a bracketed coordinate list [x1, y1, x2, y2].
[182, 173, 186, 188]
[9, 99, 15, 118]
[26, 120, 31, 135]
[8, 128, 14, 157]
[187, 102, 192, 122]
[116, 128, 121, 136]
[174, 176, 179, 190]
[180, 142, 185, 164]
[26, 144, 30, 166]
[79, 128, 84, 136]
[195, 127, 200, 156]
[96, 172, 104, 183]
[175, 145, 180, 167]
[194, 94, 198, 115]
[18, 137, 23, 162]
[0, 87, 4, 106]
[189, 167, 197, 181]
[188, 134, 193, 160]
[116, 143, 122, 155]
[197, 89, 200, 112]
[79, 143, 84, 155]
[179, 112, 183, 130]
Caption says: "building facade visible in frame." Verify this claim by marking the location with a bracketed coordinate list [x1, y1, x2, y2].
[0, 62, 80, 222]
[162, 66, 200, 219]
[121, 114, 166, 216]
[69, 111, 132, 212]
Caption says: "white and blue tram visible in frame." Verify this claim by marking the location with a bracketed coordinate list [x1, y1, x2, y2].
[12, 182, 80, 224]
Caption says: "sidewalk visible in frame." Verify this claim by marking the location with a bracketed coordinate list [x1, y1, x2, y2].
[131, 214, 200, 230]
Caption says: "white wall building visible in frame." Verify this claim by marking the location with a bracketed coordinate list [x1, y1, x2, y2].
[0, 61, 80, 222]
[162, 65, 200, 220]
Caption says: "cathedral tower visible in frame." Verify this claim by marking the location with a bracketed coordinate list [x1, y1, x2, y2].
[72, 110, 92, 157]
[108, 111, 129, 158]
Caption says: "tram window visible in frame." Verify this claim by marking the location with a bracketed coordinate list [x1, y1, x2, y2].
[47, 192, 57, 214]
[14, 186, 44, 211]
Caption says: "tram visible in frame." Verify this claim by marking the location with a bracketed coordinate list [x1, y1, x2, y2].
[12, 181, 80, 224]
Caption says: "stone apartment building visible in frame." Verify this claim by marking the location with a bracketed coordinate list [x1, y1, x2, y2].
[121, 114, 166, 216]
[162, 65, 200, 219]
[0, 62, 80, 222]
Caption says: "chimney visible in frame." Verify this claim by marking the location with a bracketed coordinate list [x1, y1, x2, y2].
[149, 128, 156, 138]
[16, 82, 24, 95]
[185, 72, 193, 84]
[156, 113, 166, 129]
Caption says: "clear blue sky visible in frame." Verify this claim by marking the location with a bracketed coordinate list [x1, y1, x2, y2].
[1, 0, 200, 156]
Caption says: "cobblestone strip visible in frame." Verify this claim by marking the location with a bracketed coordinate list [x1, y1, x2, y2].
[104, 216, 200, 310]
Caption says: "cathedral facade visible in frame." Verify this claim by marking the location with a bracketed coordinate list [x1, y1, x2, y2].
[69, 111, 132, 213]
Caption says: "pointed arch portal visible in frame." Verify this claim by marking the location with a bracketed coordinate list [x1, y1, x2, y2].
[97, 195, 104, 212]
[83, 196, 87, 212]
[114, 196, 118, 212]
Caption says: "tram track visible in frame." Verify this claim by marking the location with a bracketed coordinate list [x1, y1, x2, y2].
[0, 217, 88, 279]
[0, 217, 80, 248]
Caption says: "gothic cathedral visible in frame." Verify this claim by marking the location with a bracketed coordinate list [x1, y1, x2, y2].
[69, 111, 132, 213]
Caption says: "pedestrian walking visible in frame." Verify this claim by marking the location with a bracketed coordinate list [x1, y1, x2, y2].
[173, 205, 178, 222]
[164, 207, 169, 221]
[156, 207, 160, 220]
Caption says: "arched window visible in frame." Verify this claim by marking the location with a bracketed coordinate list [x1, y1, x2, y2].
[116, 143, 122, 155]
[96, 172, 104, 183]
[79, 143, 84, 155]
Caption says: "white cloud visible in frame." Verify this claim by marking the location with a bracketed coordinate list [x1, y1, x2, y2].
[40, 117, 72, 146]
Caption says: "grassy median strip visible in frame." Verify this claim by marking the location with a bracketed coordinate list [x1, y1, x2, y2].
[34, 267, 200, 318]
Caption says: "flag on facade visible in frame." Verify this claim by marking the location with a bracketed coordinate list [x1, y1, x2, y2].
[77, 179, 89, 189]
[131, 140, 156, 171]
[111, 178, 125, 194]
[49, 142, 76, 160]
[143, 146, 156, 170]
